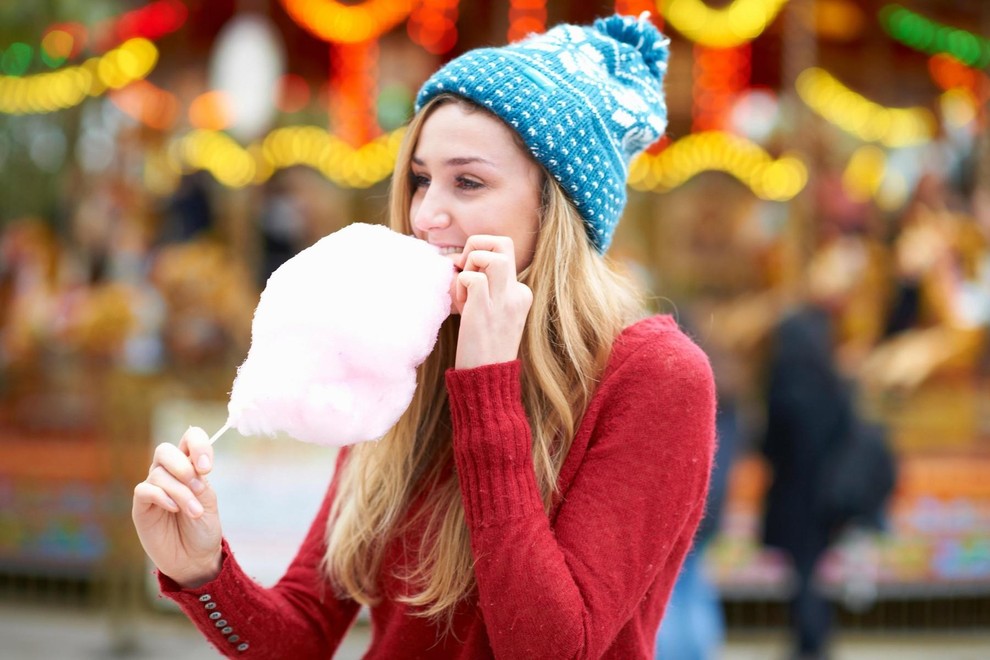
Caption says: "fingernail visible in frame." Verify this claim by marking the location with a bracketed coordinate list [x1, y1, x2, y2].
[165, 496, 179, 511]
[189, 478, 205, 494]
[187, 499, 204, 517]
[197, 455, 211, 471]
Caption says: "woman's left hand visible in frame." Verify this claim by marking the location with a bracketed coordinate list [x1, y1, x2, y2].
[452, 235, 533, 370]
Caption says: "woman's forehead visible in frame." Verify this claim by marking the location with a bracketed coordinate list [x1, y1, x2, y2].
[415, 104, 524, 164]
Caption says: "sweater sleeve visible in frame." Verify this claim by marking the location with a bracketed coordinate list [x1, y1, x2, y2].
[158, 450, 361, 658]
[445, 333, 716, 660]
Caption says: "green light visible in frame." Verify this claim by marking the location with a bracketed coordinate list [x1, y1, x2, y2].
[880, 3, 990, 69]
[40, 50, 67, 68]
[1, 43, 33, 76]
[949, 31, 980, 66]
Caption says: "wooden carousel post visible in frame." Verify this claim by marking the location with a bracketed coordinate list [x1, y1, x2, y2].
[978, 5, 990, 202]
[978, 3, 990, 444]
[781, 0, 817, 296]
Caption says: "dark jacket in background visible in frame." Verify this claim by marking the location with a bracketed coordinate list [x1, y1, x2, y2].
[761, 304, 848, 561]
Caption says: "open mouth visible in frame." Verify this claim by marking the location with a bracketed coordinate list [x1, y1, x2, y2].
[437, 246, 463, 256]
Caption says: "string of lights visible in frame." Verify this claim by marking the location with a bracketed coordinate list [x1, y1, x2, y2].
[168, 125, 405, 190]
[0, 0, 185, 77]
[880, 4, 990, 70]
[796, 67, 937, 148]
[628, 131, 808, 201]
[661, 0, 789, 48]
[0, 38, 158, 115]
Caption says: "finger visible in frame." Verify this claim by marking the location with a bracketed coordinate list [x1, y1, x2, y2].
[179, 426, 214, 476]
[148, 465, 205, 518]
[457, 235, 515, 270]
[461, 250, 514, 300]
[456, 270, 490, 311]
[152, 442, 201, 488]
[463, 234, 515, 257]
[133, 481, 180, 514]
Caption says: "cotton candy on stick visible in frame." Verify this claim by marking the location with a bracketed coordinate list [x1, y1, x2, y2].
[209, 223, 454, 446]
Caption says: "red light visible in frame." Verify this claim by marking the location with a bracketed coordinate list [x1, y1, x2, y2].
[277, 73, 312, 114]
[116, 0, 188, 43]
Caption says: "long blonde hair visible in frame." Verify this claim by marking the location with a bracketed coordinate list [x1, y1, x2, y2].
[322, 94, 645, 621]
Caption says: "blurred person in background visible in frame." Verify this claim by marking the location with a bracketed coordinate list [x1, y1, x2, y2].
[760, 237, 875, 660]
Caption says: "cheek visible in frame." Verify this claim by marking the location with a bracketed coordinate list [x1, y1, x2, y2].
[515, 238, 537, 273]
[513, 209, 541, 271]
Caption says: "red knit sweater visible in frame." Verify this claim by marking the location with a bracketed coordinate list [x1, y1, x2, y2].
[160, 315, 716, 659]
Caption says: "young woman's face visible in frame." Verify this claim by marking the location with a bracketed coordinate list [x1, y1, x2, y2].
[409, 102, 544, 274]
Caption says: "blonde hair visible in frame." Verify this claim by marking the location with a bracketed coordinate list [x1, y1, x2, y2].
[322, 94, 645, 622]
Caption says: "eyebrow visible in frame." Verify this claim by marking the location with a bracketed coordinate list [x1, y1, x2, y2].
[411, 156, 496, 167]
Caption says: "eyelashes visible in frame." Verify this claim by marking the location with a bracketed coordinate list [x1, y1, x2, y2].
[410, 172, 485, 191]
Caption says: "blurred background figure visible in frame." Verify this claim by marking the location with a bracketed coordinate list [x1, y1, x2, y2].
[760, 237, 893, 660]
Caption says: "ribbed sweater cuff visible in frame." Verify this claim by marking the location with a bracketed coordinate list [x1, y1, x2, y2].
[445, 361, 543, 528]
[156, 539, 258, 651]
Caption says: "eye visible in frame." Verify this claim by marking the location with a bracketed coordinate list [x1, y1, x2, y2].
[411, 173, 430, 189]
[456, 176, 483, 190]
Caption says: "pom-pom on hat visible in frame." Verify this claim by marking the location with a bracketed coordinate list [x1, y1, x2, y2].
[416, 13, 669, 253]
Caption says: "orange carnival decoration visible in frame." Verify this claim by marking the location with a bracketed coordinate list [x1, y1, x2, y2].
[508, 0, 547, 43]
[409, 0, 460, 55]
[278, 0, 414, 43]
[278, 0, 416, 147]
[330, 41, 380, 147]
[928, 53, 990, 113]
[692, 44, 751, 133]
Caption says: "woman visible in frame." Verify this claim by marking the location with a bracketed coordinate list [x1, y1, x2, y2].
[133, 14, 715, 658]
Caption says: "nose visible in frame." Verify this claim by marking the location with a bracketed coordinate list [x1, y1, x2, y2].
[411, 186, 452, 234]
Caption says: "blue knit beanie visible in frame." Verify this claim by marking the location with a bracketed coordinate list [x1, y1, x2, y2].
[415, 13, 669, 253]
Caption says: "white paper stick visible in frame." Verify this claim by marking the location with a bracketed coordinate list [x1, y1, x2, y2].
[209, 421, 232, 445]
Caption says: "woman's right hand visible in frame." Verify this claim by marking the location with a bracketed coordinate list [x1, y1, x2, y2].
[132, 426, 223, 588]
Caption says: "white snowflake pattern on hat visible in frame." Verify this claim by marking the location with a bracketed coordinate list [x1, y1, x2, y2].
[612, 108, 635, 128]
[557, 49, 609, 82]
[611, 86, 651, 114]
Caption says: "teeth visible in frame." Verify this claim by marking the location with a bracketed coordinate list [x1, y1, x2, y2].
[438, 246, 463, 256]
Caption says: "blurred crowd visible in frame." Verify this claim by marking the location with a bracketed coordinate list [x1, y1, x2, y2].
[0, 155, 365, 430]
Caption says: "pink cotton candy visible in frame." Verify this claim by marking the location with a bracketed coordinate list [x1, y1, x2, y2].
[224, 222, 454, 446]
